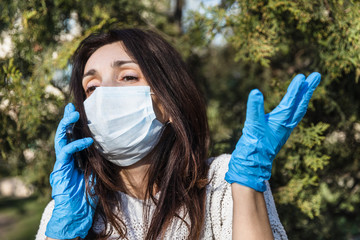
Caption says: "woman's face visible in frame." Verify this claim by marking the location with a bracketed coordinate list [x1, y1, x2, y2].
[82, 41, 168, 123]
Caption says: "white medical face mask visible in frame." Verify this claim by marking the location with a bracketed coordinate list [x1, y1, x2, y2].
[83, 86, 164, 167]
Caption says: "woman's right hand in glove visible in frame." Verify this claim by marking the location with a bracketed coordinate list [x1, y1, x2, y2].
[45, 103, 96, 240]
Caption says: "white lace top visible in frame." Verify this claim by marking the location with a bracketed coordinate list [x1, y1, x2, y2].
[36, 154, 288, 239]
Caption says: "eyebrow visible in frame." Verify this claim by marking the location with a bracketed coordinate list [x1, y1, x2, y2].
[111, 60, 135, 68]
[82, 60, 136, 79]
[82, 69, 97, 79]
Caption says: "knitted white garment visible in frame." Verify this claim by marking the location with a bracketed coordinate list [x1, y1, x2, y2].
[35, 154, 288, 240]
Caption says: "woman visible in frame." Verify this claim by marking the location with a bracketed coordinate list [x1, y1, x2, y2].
[36, 28, 320, 239]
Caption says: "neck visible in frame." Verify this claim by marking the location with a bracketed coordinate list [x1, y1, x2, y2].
[118, 160, 156, 200]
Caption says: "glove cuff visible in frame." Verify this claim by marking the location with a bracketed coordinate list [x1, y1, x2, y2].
[45, 212, 93, 239]
[225, 171, 266, 192]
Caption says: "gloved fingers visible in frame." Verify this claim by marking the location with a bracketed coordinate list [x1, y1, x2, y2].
[269, 74, 306, 124]
[56, 137, 93, 165]
[54, 110, 80, 154]
[56, 111, 80, 138]
[292, 72, 321, 124]
[57, 104, 79, 134]
[244, 89, 266, 134]
[63, 103, 76, 118]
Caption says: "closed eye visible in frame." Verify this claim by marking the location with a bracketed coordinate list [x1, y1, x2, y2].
[86, 85, 98, 95]
[122, 75, 139, 81]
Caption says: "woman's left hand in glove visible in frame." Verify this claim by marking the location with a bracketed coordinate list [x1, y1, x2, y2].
[225, 72, 321, 192]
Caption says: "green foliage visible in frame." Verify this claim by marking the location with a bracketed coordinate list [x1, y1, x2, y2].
[0, 0, 180, 194]
[274, 122, 330, 219]
[1, 0, 359, 239]
[0, 58, 62, 191]
[185, 0, 360, 239]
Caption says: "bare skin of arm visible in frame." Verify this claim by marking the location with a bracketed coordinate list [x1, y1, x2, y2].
[46, 176, 273, 240]
[232, 183, 274, 240]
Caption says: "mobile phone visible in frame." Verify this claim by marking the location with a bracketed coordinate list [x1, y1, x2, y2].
[65, 123, 85, 171]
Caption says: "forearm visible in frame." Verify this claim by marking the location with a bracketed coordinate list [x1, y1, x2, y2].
[231, 183, 274, 240]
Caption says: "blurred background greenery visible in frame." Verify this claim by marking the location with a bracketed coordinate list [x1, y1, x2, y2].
[0, 0, 359, 239]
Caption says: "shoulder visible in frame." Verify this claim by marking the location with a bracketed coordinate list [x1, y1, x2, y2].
[202, 154, 233, 238]
[35, 200, 55, 240]
[207, 154, 231, 185]
[205, 154, 232, 203]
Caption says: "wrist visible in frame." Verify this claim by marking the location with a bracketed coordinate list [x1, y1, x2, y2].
[225, 166, 266, 192]
[231, 182, 262, 200]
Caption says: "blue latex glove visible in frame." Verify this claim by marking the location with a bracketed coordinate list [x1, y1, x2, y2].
[225, 72, 321, 192]
[45, 103, 96, 239]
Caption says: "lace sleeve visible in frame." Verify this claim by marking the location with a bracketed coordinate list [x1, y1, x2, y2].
[206, 154, 288, 240]
[264, 181, 288, 239]
[35, 200, 54, 240]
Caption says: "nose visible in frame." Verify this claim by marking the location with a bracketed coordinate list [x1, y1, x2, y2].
[100, 81, 115, 87]
[99, 72, 117, 87]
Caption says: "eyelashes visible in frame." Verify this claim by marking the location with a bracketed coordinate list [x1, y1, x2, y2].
[85, 75, 140, 95]
[122, 75, 138, 81]
[86, 85, 98, 95]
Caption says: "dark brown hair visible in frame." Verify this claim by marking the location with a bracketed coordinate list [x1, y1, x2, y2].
[70, 28, 209, 239]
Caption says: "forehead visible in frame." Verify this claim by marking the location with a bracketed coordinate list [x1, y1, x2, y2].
[84, 42, 133, 72]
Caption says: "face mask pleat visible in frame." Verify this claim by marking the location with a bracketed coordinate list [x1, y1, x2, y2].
[84, 86, 164, 167]
[103, 119, 163, 167]
[107, 116, 154, 143]
[96, 107, 154, 135]
[84, 87, 153, 121]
